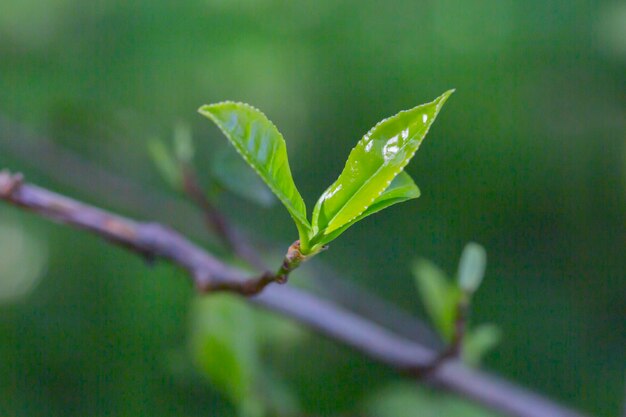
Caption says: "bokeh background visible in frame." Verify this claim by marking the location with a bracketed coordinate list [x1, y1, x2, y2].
[1, 0, 625, 416]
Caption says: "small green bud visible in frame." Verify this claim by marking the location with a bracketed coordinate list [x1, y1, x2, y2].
[148, 139, 182, 189]
[173, 123, 194, 163]
[457, 242, 487, 294]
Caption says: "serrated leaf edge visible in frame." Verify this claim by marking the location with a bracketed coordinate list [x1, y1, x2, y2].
[198, 102, 311, 232]
[320, 90, 453, 234]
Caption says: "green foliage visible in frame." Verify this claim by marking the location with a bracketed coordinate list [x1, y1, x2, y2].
[311, 90, 453, 237]
[412, 259, 460, 341]
[198, 102, 311, 244]
[190, 295, 260, 415]
[148, 139, 183, 190]
[457, 242, 487, 294]
[173, 123, 195, 164]
[199, 91, 452, 255]
[0, 214, 48, 303]
[413, 243, 500, 364]
[363, 383, 503, 417]
[149, 125, 276, 207]
[463, 324, 502, 367]
[189, 294, 301, 417]
[315, 172, 420, 246]
[1, 0, 622, 414]
[147, 124, 195, 192]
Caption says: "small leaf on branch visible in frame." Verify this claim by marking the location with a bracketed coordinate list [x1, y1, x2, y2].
[311, 171, 420, 247]
[463, 324, 502, 366]
[412, 258, 459, 341]
[198, 102, 311, 242]
[189, 295, 259, 409]
[311, 90, 453, 238]
[148, 139, 182, 189]
[173, 123, 195, 163]
[457, 242, 487, 294]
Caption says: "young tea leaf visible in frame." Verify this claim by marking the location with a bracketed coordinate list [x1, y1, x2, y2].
[457, 242, 487, 294]
[189, 295, 259, 410]
[198, 102, 311, 240]
[148, 139, 182, 189]
[463, 323, 502, 366]
[412, 258, 460, 341]
[310, 171, 419, 248]
[312, 90, 453, 236]
[173, 123, 195, 163]
[364, 383, 501, 417]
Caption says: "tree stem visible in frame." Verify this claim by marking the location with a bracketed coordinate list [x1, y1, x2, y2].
[0, 170, 593, 417]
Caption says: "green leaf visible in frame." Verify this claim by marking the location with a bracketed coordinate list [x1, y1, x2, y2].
[463, 324, 502, 366]
[257, 369, 301, 416]
[364, 383, 502, 417]
[198, 102, 310, 240]
[457, 242, 487, 294]
[312, 90, 453, 236]
[189, 295, 260, 411]
[148, 139, 182, 189]
[310, 171, 420, 248]
[412, 259, 460, 341]
[211, 146, 276, 207]
[173, 123, 195, 163]
[190, 295, 303, 417]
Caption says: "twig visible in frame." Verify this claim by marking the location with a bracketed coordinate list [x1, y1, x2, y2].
[178, 161, 442, 346]
[212, 240, 307, 295]
[0, 170, 592, 417]
[180, 165, 267, 270]
[179, 165, 305, 292]
[449, 293, 470, 357]
[310, 263, 443, 349]
[0, 115, 444, 347]
[0, 114, 221, 250]
[409, 293, 470, 377]
[0, 169, 273, 295]
[179, 164, 313, 291]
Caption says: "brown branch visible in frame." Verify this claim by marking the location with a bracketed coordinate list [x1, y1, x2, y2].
[449, 294, 470, 357]
[0, 169, 271, 295]
[179, 164, 443, 346]
[0, 116, 442, 348]
[180, 166, 305, 293]
[180, 165, 295, 294]
[181, 164, 267, 270]
[0, 114, 222, 250]
[0, 170, 593, 417]
[179, 160, 319, 291]
[211, 240, 306, 295]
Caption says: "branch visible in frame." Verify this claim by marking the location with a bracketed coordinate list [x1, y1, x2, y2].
[409, 293, 470, 377]
[180, 164, 267, 270]
[0, 114, 222, 250]
[0, 170, 592, 417]
[180, 165, 305, 293]
[0, 116, 442, 348]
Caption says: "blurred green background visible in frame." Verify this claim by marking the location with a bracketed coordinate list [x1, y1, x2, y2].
[1, 0, 624, 416]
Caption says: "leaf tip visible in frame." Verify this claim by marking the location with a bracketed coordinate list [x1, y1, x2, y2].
[197, 101, 235, 116]
[435, 89, 455, 106]
[197, 104, 213, 117]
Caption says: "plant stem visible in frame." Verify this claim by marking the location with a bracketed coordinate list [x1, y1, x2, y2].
[181, 164, 267, 270]
[409, 291, 471, 376]
[0, 170, 593, 417]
